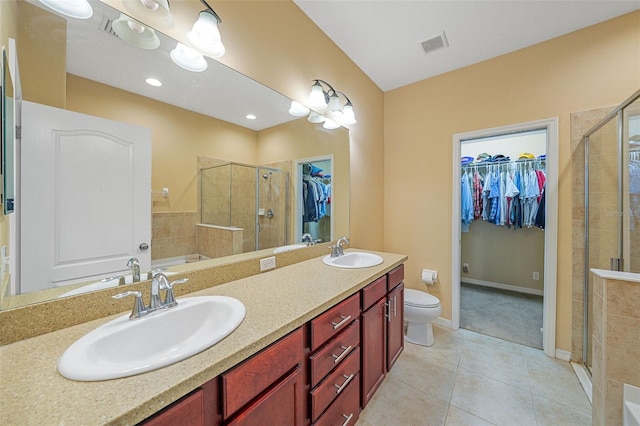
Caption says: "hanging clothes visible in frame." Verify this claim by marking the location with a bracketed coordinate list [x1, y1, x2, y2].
[461, 171, 474, 232]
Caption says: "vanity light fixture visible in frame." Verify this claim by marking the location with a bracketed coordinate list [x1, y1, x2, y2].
[38, 0, 93, 19]
[186, 1, 225, 58]
[122, 0, 174, 29]
[302, 80, 357, 128]
[145, 77, 162, 87]
[112, 14, 160, 50]
[170, 43, 208, 72]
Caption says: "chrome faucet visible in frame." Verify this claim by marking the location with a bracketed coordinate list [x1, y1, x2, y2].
[112, 273, 189, 319]
[330, 236, 350, 258]
[301, 233, 313, 246]
[127, 258, 141, 283]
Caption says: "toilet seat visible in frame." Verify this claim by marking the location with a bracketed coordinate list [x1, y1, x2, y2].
[405, 289, 440, 308]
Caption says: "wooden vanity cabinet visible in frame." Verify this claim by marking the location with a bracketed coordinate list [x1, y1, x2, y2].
[308, 293, 361, 425]
[386, 265, 405, 372]
[360, 265, 405, 408]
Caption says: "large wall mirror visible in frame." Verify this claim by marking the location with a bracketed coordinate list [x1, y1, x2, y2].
[0, 0, 350, 310]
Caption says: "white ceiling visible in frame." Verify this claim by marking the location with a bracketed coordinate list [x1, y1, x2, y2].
[293, 0, 640, 91]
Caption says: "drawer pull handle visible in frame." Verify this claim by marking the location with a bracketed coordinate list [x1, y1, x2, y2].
[331, 345, 352, 364]
[386, 302, 391, 322]
[331, 315, 352, 330]
[334, 373, 355, 394]
[342, 413, 354, 426]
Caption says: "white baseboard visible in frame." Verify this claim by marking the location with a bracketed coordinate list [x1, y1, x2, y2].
[462, 278, 544, 296]
[555, 349, 571, 361]
[433, 317, 452, 328]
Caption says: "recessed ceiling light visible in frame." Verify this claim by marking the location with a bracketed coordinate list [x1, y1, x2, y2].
[246, 114, 257, 120]
[145, 77, 162, 87]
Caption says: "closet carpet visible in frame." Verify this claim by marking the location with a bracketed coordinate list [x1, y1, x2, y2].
[460, 282, 543, 349]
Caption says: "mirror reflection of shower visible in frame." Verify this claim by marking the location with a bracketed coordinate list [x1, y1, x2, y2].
[200, 161, 289, 258]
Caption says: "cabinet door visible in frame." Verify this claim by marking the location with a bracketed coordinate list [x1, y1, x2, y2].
[387, 283, 404, 372]
[141, 389, 205, 426]
[360, 297, 386, 408]
[226, 365, 305, 426]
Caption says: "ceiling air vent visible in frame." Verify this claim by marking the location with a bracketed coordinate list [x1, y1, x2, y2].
[98, 15, 118, 38]
[421, 31, 449, 54]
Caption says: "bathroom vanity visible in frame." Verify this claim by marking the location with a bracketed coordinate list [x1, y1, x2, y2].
[0, 250, 406, 425]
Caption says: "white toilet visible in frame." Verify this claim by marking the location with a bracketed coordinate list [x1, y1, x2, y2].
[404, 289, 442, 346]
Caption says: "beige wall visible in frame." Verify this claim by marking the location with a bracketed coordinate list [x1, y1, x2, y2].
[384, 11, 640, 353]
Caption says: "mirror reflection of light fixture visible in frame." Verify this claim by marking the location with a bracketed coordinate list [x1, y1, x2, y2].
[122, 0, 174, 30]
[112, 14, 160, 50]
[187, 2, 225, 58]
[307, 111, 325, 124]
[288, 101, 310, 117]
[322, 118, 341, 130]
[38, 0, 93, 19]
[170, 43, 208, 72]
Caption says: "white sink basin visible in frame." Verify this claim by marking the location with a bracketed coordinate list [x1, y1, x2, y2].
[58, 272, 176, 298]
[273, 243, 308, 254]
[323, 252, 384, 269]
[57, 296, 246, 381]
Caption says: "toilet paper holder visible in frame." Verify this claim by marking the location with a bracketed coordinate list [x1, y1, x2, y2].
[421, 269, 438, 284]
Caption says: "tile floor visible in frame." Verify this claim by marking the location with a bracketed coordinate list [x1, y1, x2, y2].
[356, 325, 592, 426]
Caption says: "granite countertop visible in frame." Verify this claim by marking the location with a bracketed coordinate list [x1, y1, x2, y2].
[0, 249, 407, 425]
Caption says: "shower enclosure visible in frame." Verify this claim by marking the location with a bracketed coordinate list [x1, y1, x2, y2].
[200, 162, 289, 256]
[582, 89, 640, 372]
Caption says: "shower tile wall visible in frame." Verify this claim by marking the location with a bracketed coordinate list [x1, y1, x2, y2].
[570, 106, 614, 362]
[230, 165, 257, 253]
[151, 212, 199, 260]
[591, 273, 640, 426]
[196, 225, 243, 258]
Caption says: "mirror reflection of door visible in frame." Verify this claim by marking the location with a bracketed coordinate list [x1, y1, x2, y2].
[297, 157, 332, 244]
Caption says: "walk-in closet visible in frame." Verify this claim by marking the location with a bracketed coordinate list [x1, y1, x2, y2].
[459, 129, 547, 349]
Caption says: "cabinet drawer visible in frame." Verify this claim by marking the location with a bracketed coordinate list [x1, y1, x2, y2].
[312, 373, 360, 426]
[309, 319, 360, 388]
[222, 327, 304, 419]
[387, 264, 404, 291]
[310, 293, 360, 351]
[361, 276, 387, 311]
[310, 346, 360, 422]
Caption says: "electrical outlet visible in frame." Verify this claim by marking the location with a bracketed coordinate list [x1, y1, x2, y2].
[260, 256, 276, 271]
[532, 271, 540, 280]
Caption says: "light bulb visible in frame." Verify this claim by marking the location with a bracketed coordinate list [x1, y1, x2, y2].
[308, 82, 327, 109]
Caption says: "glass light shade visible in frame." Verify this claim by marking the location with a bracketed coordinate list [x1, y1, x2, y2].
[288, 101, 310, 117]
[322, 118, 341, 130]
[187, 11, 226, 58]
[326, 94, 343, 118]
[338, 104, 357, 125]
[39, 0, 92, 19]
[123, 0, 174, 29]
[170, 43, 208, 72]
[308, 82, 327, 109]
[112, 14, 160, 50]
[307, 111, 325, 124]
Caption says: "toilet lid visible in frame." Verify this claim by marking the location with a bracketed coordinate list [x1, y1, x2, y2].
[404, 289, 440, 308]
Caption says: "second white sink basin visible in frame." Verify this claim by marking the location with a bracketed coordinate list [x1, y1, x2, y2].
[323, 252, 384, 269]
[57, 296, 246, 381]
[273, 243, 308, 253]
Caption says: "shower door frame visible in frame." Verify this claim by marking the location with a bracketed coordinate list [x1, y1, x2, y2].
[581, 89, 640, 370]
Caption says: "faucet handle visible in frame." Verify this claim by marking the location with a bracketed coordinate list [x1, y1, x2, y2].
[162, 278, 189, 308]
[112, 291, 146, 319]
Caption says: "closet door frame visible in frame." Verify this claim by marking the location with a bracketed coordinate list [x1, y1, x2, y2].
[451, 118, 559, 359]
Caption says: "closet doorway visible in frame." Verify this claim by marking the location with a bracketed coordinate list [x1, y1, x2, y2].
[295, 156, 333, 244]
[452, 118, 559, 358]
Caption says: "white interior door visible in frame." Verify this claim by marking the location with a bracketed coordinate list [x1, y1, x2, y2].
[20, 101, 151, 293]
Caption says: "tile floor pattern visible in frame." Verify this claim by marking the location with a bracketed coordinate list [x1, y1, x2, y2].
[356, 325, 591, 426]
